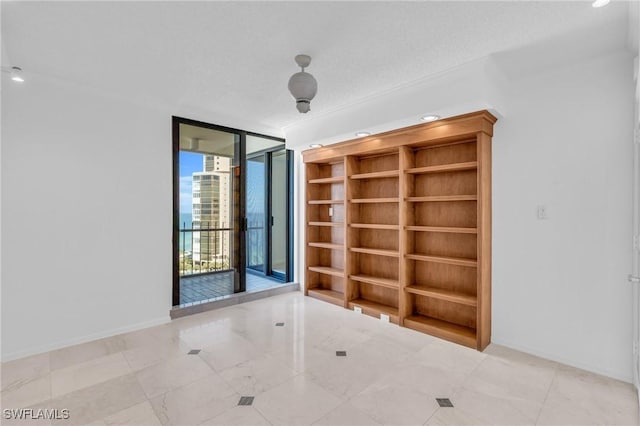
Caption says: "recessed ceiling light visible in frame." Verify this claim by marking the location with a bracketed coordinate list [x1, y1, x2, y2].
[420, 115, 440, 122]
[309, 143, 323, 148]
[355, 132, 371, 137]
[592, 0, 610, 7]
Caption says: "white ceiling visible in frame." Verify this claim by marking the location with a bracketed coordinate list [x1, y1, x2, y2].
[1, 1, 633, 137]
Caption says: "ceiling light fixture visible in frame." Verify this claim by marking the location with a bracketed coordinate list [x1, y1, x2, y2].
[309, 143, 323, 148]
[592, 0, 610, 7]
[288, 54, 317, 114]
[355, 132, 371, 137]
[2, 66, 24, 83]
[420, 115, 440, 122]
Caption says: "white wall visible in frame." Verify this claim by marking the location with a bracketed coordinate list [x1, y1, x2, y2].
[0, 73, 283, 361]
[289, 45, 636, 381]
[0, 76, 172, 360]
[492, 50, 634, 382]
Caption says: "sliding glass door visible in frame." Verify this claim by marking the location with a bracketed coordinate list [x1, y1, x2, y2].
[172, 117, 291, 307]
[270, 149, 288, 280]
[246, 135, 291, 282]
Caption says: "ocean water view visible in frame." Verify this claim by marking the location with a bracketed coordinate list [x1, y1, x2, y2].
[179, 212, 192, 252]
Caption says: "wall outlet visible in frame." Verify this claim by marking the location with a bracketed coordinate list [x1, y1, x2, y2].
[380, 314, 390, 323]
[354, 306, 362, 314]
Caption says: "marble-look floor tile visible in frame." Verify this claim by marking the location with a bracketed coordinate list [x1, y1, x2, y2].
[198, 334, 261, 372]
[49, 337, 125, 371]
[312, 402, 381, 426]
[536, 365, 638, 425]
[0, 400, 55, 426]
[135, 354, 213, 399]
[349, 377, 440, 426]
[51, 353, 131, 397]
[122, 338, 190, 371]
[177, 322, 241, 350]
[253, 374, 343, 426]
[309, 324, 374, 353]
[49, 374, 147, 426]
[425, 406, 490, 426]
[199, 406, 271, 426]
[3, 293, 638, 426]
[267, 340, 331, 375]
[305, 337, 410, 399]
[462, 352, 557, 404]
[0, 373, 51, 410]
[101, 401, 162, 426]
[483, 344, 559, 371]
[451, 386, 541, 426]
[218, 353, 297, 396]
[409, 339, 486, 375]
[149, 373, 238, 426]
[1, 353, 50, 392]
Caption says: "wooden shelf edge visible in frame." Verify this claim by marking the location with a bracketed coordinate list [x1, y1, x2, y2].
[351, 198, 399, 204]
[405, 285, 477, 307]
[307, 288, 344, 307]
[405, 226, 477, 234]
[406, 161, 478, 175]
[308, 176, 344, 184]
[350, 247, 399, 257]
[350, 223, 399, 230]
[308, 199, 345, 205]
[404, 315, 476, 348]
[406, 254, 477, 267]
[308, 221, 344, 227]
[308, 266, 345, 277]
[350, 170, 399, 180]
[406, 195, 477, 202]
[308, 242, 344, 250]
[348, 299, 399, 324]
[350, 274, 399, 289]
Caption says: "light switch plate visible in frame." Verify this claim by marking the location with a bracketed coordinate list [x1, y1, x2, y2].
[328, 207, 333, 217]
[380, 314, 390, 323]
[537, 205, 548, 220]
[354, 306, 362, 314]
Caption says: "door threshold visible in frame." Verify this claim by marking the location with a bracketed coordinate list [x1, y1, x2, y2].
[170, 282, 299, 319]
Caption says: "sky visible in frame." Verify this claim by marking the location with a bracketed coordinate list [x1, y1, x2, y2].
[179, 151, 204, 214]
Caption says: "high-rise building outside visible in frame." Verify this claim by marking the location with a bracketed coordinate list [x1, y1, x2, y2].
[192, 155, 231, 269]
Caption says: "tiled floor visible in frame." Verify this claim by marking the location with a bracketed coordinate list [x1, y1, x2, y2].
[1, 292, 638, 425]
[180, 272, 283, 303]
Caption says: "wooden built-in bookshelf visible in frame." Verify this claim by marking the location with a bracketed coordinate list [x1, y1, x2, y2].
[305, 160, 347, 308]
[303, 110, 495, 350]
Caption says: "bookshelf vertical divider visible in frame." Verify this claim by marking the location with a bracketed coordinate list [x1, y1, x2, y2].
[345, 156, 358, 305]
[399, 146, 414, 325]
[303, 110, 496, 350]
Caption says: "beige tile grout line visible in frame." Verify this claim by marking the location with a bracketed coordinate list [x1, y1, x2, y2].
[421, 349, 490, 425]
[533, 363, 560, 426]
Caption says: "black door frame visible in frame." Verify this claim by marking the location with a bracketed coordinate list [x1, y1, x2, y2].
[246, 146, 291, 281]
[172, 116, 290, 306]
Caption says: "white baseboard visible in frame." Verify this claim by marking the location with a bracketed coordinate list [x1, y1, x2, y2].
[1, 316, 171, 363]
[491, 337, 633, 384]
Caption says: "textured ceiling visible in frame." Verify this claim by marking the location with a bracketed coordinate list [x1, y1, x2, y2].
[1, 1, 632, 135]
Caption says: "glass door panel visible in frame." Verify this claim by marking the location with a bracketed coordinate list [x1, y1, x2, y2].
[174, 121, 241, 305]
[270, 149, 287, 279]
[246, 155, 266, 273]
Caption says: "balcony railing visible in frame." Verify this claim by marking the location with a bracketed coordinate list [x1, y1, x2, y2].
[179, 223, 232, 277]
[178, 221, 267, 277]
